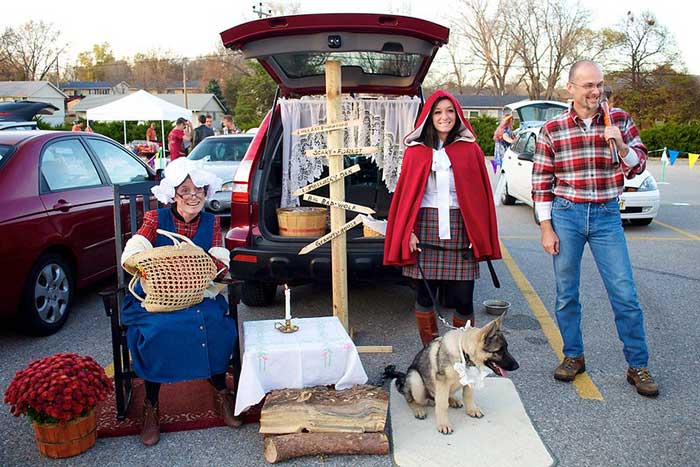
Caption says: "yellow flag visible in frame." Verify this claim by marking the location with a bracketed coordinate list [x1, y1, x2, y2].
[689, 153, 700, 169]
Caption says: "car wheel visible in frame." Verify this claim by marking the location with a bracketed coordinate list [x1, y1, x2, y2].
[240, 281, 278, 307]
[19, 254, 74, 336]
[630, 218, 653, 226]
[501, 182, 517, 205]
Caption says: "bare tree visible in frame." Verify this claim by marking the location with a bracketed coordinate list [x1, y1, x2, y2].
[0, 20, 67, 81]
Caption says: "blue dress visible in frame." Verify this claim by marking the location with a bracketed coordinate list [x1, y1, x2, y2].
[121, 208, 237, 383]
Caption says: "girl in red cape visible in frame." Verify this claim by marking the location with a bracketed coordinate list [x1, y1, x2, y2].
[384, 90, 501, 346]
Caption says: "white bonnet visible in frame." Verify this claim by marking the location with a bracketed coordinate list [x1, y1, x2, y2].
[151, 158, 222, 204]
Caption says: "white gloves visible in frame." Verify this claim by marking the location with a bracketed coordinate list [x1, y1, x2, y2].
[121, 234, 153, 273]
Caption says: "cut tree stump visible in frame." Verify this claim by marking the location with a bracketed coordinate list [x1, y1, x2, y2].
[259, 384, 388, 434]
[263, 432, 389, 464]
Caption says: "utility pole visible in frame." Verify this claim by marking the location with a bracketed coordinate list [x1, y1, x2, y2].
[252, 2, 272, 18]
[182, 59, 189, 110]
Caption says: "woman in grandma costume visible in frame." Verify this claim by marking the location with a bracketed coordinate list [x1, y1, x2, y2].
[120, 158, 240, 446]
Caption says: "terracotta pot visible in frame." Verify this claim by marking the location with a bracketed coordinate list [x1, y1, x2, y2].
[32, 410, 97, 459]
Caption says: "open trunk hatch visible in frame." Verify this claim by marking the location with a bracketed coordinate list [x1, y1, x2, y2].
[220, 13, 449, 97]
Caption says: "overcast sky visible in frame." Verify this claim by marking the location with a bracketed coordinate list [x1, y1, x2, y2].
[3, 0, 697, 75]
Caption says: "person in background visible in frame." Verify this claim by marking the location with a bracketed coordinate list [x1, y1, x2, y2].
[71, 120, 83, 132]
[146, 122, 158, 142]
[222, 115, 241, 135]
[532, 60, 658, 397]
[384, 90, 501, 346]
[84, 123, 93, 133]
[492, 114, 514, 171]
[167, 118, 191, 161]
[205, 115, 219, 135]
[192, 114, 215, 149]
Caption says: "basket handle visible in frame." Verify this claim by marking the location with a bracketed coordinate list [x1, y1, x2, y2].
[127, 274, 146, 302]
[156, 229, 197, 247]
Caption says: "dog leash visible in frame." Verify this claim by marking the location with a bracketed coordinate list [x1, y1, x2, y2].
[415, 243, 500, 330]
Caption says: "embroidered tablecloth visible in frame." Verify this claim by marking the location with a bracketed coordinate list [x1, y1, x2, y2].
[234, 316, 368, 415]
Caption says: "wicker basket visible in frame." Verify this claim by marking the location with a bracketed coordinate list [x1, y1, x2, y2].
[276, 207, 328, 237]
[124, 230, 218, 312]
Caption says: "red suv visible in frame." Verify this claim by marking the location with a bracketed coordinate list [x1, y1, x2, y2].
[220, 14, 449, 305]
[0, 131, 154, 334]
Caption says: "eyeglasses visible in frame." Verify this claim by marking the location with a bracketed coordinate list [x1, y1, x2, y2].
[175, 187, 205, 199]
[569, 81, 605, 91]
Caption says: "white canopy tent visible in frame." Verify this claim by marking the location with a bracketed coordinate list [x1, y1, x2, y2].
[85, 89, 192, 146]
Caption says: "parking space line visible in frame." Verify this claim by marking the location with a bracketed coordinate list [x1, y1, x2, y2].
[500, 242, 604, 401]
[500, 234, 692, 241]
[652, 220, 700, 240]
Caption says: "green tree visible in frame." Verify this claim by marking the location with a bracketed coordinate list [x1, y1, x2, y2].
[75, 42, 116, 81]
[233, 62, 276, 130]
[205, 79, 227, 112]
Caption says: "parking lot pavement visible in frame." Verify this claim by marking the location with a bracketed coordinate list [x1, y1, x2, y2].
[1, 159, 698, 467]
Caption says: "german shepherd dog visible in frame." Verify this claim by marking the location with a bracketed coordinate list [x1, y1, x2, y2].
[384, 314, 519, 434]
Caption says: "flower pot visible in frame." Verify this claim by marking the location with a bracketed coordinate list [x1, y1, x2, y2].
[32, 410, 97, 459]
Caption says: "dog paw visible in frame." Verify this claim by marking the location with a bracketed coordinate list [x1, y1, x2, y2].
[437, 423, 454, 435]
[448, 397, 463, 408]
[466, 406, 484, 418]
[413, 408, 427, 419]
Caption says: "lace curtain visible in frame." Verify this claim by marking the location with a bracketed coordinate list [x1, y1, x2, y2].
[279, 96, 421, 207]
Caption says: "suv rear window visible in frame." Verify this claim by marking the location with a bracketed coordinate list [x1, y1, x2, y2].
[273, 51, 423, 78]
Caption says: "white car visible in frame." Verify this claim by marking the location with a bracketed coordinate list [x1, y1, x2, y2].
[500, 100, 660, 226]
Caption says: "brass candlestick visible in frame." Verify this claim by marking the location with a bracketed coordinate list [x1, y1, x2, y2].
[275, 319, 299, 333]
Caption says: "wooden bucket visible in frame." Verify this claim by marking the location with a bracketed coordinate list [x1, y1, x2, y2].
[33, 410, 97, 459]
[276, 207, 328, 237]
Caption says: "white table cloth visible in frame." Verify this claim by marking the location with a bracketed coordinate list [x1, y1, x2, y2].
[234, 316, 368, 415]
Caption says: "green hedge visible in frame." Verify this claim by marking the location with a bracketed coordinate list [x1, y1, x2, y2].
[470, 115, 499, 158]
[640, 121, 700, 157]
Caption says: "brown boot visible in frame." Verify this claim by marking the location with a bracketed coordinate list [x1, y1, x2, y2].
[415, 310, 439, 347]
[627, 367, 659, 397]
[453, 313, 475, 328]
[553, 356, 586, 382]
[140, 399, 160, 446]
[215, 389, 242, 428]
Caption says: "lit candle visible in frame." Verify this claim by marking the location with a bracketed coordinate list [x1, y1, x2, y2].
[284, 284, 291, 321]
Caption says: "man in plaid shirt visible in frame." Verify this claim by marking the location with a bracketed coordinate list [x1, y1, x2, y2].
[532, 60, 658, 397]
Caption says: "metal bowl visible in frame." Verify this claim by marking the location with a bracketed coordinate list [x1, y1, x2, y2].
[483, 299, 511, 316]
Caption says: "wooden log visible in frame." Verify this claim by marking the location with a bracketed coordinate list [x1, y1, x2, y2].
[259, 384, 388, 434]
[263, 432, 389, 463]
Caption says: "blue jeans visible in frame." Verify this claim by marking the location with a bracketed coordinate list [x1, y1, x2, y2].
[551, 196, 649, 367]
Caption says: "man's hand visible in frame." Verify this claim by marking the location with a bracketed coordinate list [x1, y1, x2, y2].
[603, 126, 628, 154]
[539, 220, 559, 256]
[409, 232, 420, 253]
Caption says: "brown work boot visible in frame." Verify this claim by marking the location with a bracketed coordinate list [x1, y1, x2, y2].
[453, 313, 475, 329]
[140, 399, 160, 446]
[215, 389, 242, 428]
[415, 310, 439, 347]
[627, 367, 659, 397]
[553, 356, 586, 382]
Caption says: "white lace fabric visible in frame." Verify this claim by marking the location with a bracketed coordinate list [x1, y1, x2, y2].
[279, 96, 421, 207]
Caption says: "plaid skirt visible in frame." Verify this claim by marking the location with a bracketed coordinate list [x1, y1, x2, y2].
[403, 208, 480, 281]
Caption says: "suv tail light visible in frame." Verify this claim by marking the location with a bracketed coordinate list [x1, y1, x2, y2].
[231, 159, 253, 203]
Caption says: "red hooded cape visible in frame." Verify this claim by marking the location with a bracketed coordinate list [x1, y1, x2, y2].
[383, 90, 501, 266]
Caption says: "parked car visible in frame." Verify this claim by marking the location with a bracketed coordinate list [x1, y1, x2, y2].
[500, 100, 660, 225]
[0, 100, 59, 131]
[219, 13, 449, 305]
[187, 134, 254, 214]
[0, 130, 155, 335]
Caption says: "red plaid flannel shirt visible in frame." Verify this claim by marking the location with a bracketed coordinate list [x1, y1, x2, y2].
[532, 105, 647, 204]
[137, 208, 227, 273]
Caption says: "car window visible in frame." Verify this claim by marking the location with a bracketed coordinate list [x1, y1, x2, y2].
[188, 137, 253, 162]
[512, 134, 528, 154]
[273, 51, 423, 78]
[41, 139, 102, 191]
[86, 138, 149, 184]
[524, 134, 536, 155]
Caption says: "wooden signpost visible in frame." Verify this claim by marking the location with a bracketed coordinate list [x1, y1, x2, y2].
[291, 60, 391, 353]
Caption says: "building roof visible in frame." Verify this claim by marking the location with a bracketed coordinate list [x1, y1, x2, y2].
[455, 94, 529, 108]
[72, 92, 225, 114]
[0, 81, 68, 99]
[61, 81, 129, 89]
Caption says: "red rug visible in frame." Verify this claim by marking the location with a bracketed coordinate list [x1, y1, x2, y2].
[97, 378, 261, 438]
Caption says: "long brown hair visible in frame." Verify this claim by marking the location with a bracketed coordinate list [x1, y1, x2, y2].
[419, 97, 463, 149]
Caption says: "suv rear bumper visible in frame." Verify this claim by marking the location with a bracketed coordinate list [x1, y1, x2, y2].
[229, 238, 402, 284]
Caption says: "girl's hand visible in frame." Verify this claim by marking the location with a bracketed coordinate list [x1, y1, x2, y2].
[409, 232, 420, 253]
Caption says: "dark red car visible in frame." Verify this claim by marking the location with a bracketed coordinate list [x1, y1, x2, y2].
[0, 130, 154, 335]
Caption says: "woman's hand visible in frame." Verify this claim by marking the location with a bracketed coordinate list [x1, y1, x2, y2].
[409, 232, 420, 253]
